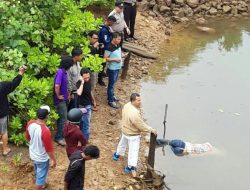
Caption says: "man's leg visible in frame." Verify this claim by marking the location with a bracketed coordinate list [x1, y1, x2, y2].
[127, 135, 140, 168]
[116, 134, 128, 156]
[124, 4, 131, 40]
[80, 105, 92, 141]
[34, 160, 50, 190]
[130, 5, 137, 38]
[55, 101, 67, 144]
[0, 116, 10, 155]
[107, 69, 115, 103]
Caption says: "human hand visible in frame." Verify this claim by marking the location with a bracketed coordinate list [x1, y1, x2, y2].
[57, 95, 64, 100]
[50, 159, 57, 168]
[18, 65, 27, 75]
[93, 42, 99, 49]
[151, 129, 157, 136]
[126, 27, 131, 35]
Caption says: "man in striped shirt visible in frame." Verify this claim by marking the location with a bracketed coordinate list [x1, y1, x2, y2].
[26, 105, 56, 190]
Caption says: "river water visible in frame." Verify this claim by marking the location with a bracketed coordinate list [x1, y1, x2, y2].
[141, 17, 250, 190]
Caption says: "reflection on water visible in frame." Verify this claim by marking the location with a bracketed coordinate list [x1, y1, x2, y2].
[141, 17, 250, 190]
[145, 17, 250, 82]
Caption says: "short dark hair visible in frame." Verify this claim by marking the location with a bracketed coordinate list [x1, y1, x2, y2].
[88, 31, 99, 38]
[60, 56, 73, 70]
[83, 145, 100, 159]
[130, 93, 140, 102]
[112, 32, 121, 39]
[80, 68, 90, 76]
[107, 15, 116, 23]
[37, 108, 49, 120]
[72, 47, 83, 57]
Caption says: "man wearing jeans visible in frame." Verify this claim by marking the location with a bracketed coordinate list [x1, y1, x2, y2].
[113, 93, 157, 176]
[76, 68, 95, 141]
[104, 32, 122, 109]
[53, 56, 73, 146]
[26, 106, 56, 190]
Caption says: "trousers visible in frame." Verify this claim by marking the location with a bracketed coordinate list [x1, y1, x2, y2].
[116, 133, 140, 167]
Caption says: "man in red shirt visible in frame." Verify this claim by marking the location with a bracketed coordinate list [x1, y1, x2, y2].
[26, 105, 56, 190]
[64, 108, 87, 158]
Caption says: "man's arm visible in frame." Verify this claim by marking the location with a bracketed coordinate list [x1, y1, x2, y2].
[64, 162, 81, 189]
[3, 66, 26, 95]
[42, 128, 56, 167]
[104, 52, 121, 63]
[55, 85, 64, 100]
[76, 80, 84, 96]
[132, 112, 156, 135]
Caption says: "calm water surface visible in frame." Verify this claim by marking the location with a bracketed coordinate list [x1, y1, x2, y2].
[141, 17, 250, 190]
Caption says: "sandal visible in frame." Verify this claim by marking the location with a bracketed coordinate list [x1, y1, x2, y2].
[42, 183, 49, 189]
[92, 106, 98, 112]
[3, 148, 11, 156]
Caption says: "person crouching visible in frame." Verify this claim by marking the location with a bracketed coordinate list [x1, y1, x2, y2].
[63, 108, 87, 158]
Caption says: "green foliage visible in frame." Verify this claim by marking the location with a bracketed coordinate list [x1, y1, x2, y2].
[0, 0, 106, 146]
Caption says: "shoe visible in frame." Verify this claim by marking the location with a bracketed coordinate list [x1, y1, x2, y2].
[131, 36, 138, 40]
[108, 102, 119, 109]
[113, 96, 119, 102]
[55, 139, 66, 147]
[124, 166, 136, 174]
[112, 152, 120, 161]
[98, 81, 106, 86]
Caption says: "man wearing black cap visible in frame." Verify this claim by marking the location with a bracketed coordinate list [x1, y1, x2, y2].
[124, 0, 142, 40]
[26, 106, 56, 190]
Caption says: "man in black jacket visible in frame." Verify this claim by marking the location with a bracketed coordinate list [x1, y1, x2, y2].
[0, 65, 26, 156]
[64, 145, 100, 190]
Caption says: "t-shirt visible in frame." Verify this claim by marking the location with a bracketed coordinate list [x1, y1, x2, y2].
[109, 10, 125, 33]
[105, 43, 122, 70]
[76, 80, 92, 106]
[53, 68, 68, 105]
[26, 120, 53, 162]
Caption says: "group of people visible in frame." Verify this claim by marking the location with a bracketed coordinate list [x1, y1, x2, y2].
[0, 1, 155, 189]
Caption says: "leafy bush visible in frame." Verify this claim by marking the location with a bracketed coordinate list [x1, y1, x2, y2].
[0, 0, 107, 145]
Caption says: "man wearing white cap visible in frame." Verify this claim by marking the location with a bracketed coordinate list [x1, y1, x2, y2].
[26, 105, 56, 190]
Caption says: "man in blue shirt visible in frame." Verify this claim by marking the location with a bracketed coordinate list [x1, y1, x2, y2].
[104, 32, 122, 109]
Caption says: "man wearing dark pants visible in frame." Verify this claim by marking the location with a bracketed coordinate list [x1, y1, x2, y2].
[124, 0, 141, 40]
[53, 56, 73, 146]
[104, 32, 122, 109]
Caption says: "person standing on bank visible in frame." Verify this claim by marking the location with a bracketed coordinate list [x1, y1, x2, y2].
[64, 145, 100, 190]
[98, 15, 117, 86]
[63, 108, 87, 158]
[68, 47, 83, 111]
[53, 56, 73, 146]
[26, 106, 56, 190]
[109, 1, 130, 45]
[124, 0, 142, 40]
[0, 65, 26, 156]
[104, 32, 122, 109]
[88, 31, 103, 111]
[113, 93, 157, 176]
[76, 68, 95, 141]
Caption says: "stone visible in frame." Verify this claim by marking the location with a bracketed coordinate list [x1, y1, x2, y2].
[195, 17, 208, 25]
[165, 0, 172, 7]
[159, 5, 171, 13]
[173, 9, 185, 17]
[209, 7, 218, 15]
[186, 0, 199, 8]
[148, 11, 157, 17]
[165, 29, 171, 35]
[232, 6, 238, 15]
[200, 4, 211, 11]
[181, 17, 189, 22]
[149, 0, 156, 8]
[172, 16, 182, 22]
[174, 0, 185, 6]
[223, 5, 232, 13]
[183, 5, 194, 16]
[140, 1, 149, 11]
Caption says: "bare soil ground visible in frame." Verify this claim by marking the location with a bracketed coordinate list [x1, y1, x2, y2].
[0, 13, 168, 190]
